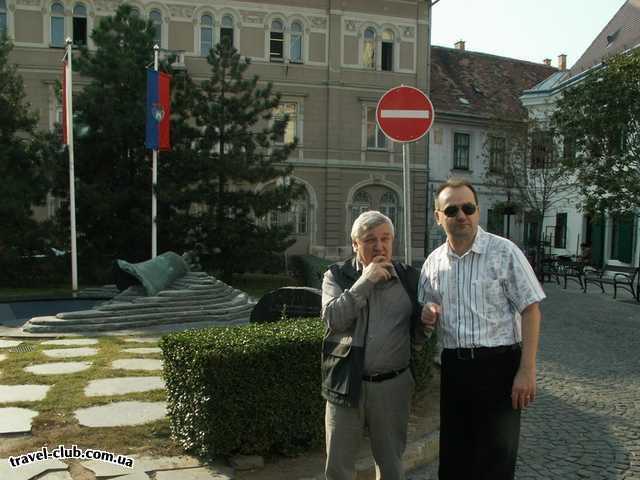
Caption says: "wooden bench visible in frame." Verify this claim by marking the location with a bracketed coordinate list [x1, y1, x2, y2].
[583, 264, 639, 301]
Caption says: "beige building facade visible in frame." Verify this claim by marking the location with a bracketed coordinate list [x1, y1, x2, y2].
[6, 0, 431, 262]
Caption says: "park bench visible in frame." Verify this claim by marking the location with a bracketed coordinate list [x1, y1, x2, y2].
[556, 259, 585, 290]
[583, 264, 639, 301]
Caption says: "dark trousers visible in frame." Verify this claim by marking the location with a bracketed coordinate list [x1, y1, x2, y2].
[438, 346, 522, 480]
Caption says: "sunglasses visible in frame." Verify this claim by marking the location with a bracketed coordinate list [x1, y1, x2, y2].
[439, 202, 477, 218]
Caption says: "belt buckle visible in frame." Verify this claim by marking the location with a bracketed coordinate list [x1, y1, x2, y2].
[456, 347, 474, 360]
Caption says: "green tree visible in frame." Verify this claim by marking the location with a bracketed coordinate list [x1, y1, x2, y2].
[484, 117, 574, 277]
[0, 37, 57, 268]
[51, 5, 193, 281]
[553, 49, 640, 216]
[160, 42, 301, 282]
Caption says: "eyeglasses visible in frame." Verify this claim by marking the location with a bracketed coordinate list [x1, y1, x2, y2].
[439, 203, 477, 218]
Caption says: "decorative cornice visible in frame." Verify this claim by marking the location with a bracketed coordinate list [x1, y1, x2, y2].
[167, 4, 195, 19]
[308, 16, 326, 29]
[94, 0, 121, 14]
[239, 9, 265, 25]
[16, 0, 41, 7]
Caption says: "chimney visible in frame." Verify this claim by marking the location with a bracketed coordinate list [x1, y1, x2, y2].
[454, 40, 465, 51]
[558, 53, 567, 71]
[543, 58, 551, 66]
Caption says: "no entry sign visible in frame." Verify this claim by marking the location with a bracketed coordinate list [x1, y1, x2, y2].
[376, 85, 434, 143]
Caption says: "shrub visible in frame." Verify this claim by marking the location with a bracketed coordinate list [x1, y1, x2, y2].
[161, 319, 326, 458]
[289, 255, 333, 289]
[161, 318, 436, 459]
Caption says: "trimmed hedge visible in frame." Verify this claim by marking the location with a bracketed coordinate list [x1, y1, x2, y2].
[161, 319, 326, 458]
[289, 255, 333, 289]
[161, 318, 436, 459]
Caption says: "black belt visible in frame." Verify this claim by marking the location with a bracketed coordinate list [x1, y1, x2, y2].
[445, 344, 521, 361]
[362, 366, 408, 382]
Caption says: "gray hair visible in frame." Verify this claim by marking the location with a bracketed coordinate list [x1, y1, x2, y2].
[351, 210, 395, 242]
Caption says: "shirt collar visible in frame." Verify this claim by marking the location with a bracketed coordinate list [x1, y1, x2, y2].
[447, 226, 489, 257]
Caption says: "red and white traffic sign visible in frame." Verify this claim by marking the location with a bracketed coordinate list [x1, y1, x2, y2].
[376, 85, 434, 143]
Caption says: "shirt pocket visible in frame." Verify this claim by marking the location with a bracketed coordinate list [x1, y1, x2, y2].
[471, 279, 503, 318]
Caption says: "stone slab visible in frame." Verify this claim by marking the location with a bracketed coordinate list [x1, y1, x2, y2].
[0, 340, 21, 349]
[80, 459, 139, 478]
[25, 362, 92, 375]
[0, 458, 67, 480]
[155, 468, 232, 480]
[0, 354, 6, 362]
[133, 455, 203, 472]
[0, 407, 38, 434]
[38, 472, 74, 480]
[111, 359, 163, 371]
[42, 339, 98, 346]
[0, 385, 50, 403]
[124, 337, 161, 343]
[122, 347, 162, 354]
[75, 401, 166, 427]
[111, 470, 150, 480]
[85, 376, 165, 396]
[42, 348, 98, 358]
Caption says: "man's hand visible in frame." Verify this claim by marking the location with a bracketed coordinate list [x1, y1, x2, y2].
[421, 303, 441, 331]
[361, 256, 393, 284]
[511, 366, 536, 410]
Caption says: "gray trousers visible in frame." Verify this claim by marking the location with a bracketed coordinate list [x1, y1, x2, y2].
[325, 369, 413, 480]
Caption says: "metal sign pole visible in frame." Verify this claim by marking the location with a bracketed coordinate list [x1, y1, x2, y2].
[402, 142, 412, 265]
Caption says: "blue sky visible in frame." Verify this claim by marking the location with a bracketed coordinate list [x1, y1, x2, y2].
[430, 0, 628, 68]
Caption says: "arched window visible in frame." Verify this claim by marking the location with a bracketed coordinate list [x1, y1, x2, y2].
[220, 14, 234, 47]
[0, 0, 7, 37]
[290, 21, 303, 63]
[200, 14, 213, 56]
[149, 9, 162, 46]
[270, 19, 284, 61]
[379, 190, 398, 228]
[51, 3, 65, 47]
[381, 29, 394, 71]
[363, 27, 375, 69]
[73, 4, 87, 46]
[351, 190, 371, 223]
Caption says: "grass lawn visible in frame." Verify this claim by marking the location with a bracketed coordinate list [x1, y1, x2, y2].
[0, 287, 76, 301]
[0, 336, 181, 458]
[0, 273, 299, 303]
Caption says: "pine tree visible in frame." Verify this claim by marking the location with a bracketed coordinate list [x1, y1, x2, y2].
[160, 42, 301, 282]
[0, 37, 57, 278]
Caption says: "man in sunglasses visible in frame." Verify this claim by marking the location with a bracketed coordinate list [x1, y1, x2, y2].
[419, 178, 545, 480]
[321, 210, 426, 480]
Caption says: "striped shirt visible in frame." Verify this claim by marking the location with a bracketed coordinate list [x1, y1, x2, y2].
[418, 227, 545, 349]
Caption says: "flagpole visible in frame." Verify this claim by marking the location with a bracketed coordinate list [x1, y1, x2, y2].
[152, 44, 159, 259]
[65, 38, 79, 293]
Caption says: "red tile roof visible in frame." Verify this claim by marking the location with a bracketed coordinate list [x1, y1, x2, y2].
[430, 46, 557, 119]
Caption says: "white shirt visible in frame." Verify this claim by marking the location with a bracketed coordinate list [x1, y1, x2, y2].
[418, 227, 545, 349]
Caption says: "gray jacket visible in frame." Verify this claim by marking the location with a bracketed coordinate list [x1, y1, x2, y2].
[321, 258, 422, 407]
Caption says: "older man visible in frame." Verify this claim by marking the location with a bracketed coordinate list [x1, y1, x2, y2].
[420, 178, 545, 480]
[321, 210, 425, 480]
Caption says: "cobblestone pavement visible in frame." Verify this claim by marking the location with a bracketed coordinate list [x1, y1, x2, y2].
[409, 283, 640, 480]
